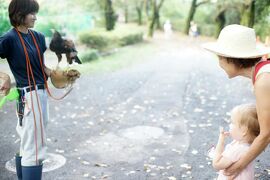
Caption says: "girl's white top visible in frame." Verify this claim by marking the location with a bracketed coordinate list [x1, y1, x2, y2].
[217, 140, 254, 180]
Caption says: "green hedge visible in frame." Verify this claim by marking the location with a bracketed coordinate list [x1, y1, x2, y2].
[79, 26, 144, 51]
[119, 32, 143, 46]
[79, 49, 99, 63]
[79, 31, 116, 51]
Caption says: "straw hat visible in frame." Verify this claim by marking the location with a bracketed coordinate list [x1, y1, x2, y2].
[203, 24, 270, 59]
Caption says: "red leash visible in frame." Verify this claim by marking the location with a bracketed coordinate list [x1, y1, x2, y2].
[16, 29, 43, 165]
[16, 28, 74, 165]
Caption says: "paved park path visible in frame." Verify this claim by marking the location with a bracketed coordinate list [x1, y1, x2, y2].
[0, 33, 269, 180]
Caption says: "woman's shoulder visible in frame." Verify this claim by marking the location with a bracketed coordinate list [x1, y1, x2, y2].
[254, 61, 270, 84]
[254, 72, 270, 91]
[256, 63, 270, 75]
[255, 72, 270, 81]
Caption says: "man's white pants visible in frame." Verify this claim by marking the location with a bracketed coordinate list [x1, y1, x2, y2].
[16, 88, 48, 166]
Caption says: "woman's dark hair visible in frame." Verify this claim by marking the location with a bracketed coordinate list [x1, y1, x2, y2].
[225, 57, 261, 69]
[8, 0, 39, 27]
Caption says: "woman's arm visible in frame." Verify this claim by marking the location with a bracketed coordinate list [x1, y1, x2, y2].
[213, 128, 232, 170]
[0, 72, 11, 95]
[224, 73, 270, 178]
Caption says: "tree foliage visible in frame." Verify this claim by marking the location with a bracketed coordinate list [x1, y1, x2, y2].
[0, 0, 11, 36]
[255, 0, 270, 22]
[212, 0, 270, 36]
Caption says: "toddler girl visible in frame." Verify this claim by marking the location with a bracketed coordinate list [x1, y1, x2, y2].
[212, 104, 260, 180]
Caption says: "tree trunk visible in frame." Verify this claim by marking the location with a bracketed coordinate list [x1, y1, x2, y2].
[215, 11, 226, 38]
[248, 0, 255, 27]
[240, 0, 255, 27]
[148, 18, 156, 37]
[124, 0, 128, 23]
[184, 0, 197, 35]
[157, 0, 165, 30]
[145, 0, 150, 21]
[136, 7, 143, 25]
[148, 0, 157, 37]
[147, 0, 165, 37]
[136, 1, 144, 25]
[104, 0, 116, 31]
[124, 5, 128, 23]
[156, 12, 161, 29]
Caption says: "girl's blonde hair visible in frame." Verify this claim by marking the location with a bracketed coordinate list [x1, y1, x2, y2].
[232, 104, 260, 143]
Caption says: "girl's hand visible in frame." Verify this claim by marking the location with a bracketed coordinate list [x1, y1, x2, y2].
[219, 126, 230, 138]
[0, 75, 11, 96]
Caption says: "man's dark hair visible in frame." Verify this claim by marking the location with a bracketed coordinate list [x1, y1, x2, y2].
[8, 0, 39, 27]
[225, 57, 261, 69]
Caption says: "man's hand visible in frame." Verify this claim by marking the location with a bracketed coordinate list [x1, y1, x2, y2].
[66, 69, 80, 83]
[0, 74, 11, 96]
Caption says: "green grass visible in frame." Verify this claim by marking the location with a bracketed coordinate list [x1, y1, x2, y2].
[76, 41, 155, 74]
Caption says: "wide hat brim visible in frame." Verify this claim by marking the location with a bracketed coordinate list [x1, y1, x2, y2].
[203, 42, 270, 59]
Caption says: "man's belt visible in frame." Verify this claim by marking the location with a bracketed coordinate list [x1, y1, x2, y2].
[20, 84, 46, 93]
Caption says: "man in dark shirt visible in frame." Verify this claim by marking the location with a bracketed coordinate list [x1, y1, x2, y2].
[0, 0, 52, 179]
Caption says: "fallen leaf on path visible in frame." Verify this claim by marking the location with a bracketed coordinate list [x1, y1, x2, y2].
[126, 171, 136, 176]
[180, 163, 192, 170]
[82, 161, 90, 165]
[95, 163, 109, 167]
[194, 108, 203, 113]
[191, 149, 198, 155]
[172, 149, 182, 154]
[55, 149, 65, 153]
[101, 175, 109, 179]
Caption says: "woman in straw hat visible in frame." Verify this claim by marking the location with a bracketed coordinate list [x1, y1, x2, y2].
[203, 24, 270, 179]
